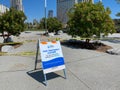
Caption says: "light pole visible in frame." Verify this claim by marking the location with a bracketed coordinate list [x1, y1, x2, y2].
[44, 0, 47, 34]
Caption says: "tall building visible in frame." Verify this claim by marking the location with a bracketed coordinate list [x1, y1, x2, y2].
[57, 0, 94, 24]
[48, 10, 54, 18]
[10, 0, 23, 11]
[0, 4, 9, 15]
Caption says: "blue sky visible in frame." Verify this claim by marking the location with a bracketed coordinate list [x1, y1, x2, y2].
[0, 0, 120, 22]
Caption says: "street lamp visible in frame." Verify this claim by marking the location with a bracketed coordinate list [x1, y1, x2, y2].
[44, 0, 47, 34]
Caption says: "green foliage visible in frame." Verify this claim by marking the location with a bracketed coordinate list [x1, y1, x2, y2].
[24, 22, 31, 30]
[67, 2, 115, 38]
[113, 19, 120, 32]
[39, 18, 45, 29]
[39, 17, 62, 33]
[116, 12, 120, 17]
[0, 8, 27, 36]
[47, 17, 62, 32]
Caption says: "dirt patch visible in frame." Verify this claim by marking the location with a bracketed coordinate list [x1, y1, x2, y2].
[13, 44, 22, 49]
[95, 45, 112, 52]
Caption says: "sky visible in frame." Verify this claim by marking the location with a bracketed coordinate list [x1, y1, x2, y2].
[0, 0, 120, 22]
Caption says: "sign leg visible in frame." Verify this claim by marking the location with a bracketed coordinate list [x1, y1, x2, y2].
[34, 41, 39, 70]
[63, 69, 67, 79]
[43, 74, 47, 86]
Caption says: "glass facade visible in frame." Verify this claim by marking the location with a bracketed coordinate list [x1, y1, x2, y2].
[57, 0, 83, 24]
[10, 0, 23, 11]
[57, 0, 94, 24]
[0, 4, 9, 15]
[48, 10, 53, 18]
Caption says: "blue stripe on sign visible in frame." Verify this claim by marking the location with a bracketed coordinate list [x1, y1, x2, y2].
[42, 57, 65, 69]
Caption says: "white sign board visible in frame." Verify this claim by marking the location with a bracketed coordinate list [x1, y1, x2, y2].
[39, 41, 65, 74]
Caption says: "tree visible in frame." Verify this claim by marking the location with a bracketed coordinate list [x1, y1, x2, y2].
[113, 19, 120, 32]
[39, 17, 62, 33]
[47, 17, 62, 33]
[39, 18, 45, 29]
[116, 13, 120, 17]
[0, 8, 27, 42]
[67, 1, 115, 42]
[33, 19, 39, 29]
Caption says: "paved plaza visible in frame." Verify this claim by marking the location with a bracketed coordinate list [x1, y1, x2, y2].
[0, 31, 120, 90]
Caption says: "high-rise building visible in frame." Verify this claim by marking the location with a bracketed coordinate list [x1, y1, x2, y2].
[57, 0, 94, 24]
[0, 4, 9, 15]
[10, 0, 23, 11]
[48, 10, 54, 18]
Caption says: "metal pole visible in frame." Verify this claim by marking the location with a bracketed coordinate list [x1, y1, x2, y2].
[63, 69, 67, 79]
[44, 0, 47, 33]
[34, 40, 39, 70]
[44, 74, 47, 86]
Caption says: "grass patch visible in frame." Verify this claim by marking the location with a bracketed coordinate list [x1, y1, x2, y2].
[25, 40, 37, 43]
[0, 42, 23, 46]
[11, 51, 36, 56]
[48, 38, 61, 41]
[0, 52, 7, 56]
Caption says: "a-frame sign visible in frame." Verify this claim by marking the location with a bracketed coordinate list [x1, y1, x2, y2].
[35, 39, 66, 86]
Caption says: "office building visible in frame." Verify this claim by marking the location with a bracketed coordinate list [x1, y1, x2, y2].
[57, 0, 94, 24]
[0, 4, 9, 15]
[10, 0, 23, 11]
[48, 10, 54, 18]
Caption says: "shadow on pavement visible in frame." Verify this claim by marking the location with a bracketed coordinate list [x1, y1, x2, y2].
[27, 70, 62, 86]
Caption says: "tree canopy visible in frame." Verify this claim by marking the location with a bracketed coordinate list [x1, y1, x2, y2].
[47, 17, 62, 33]
[116, 13, 120, 17]
[113, 19, 120, 33]
[67, 2, 115, 38]
[39, 18, 45, 30]
[0, 8, 27, 37]
[39, 17, 62, 33]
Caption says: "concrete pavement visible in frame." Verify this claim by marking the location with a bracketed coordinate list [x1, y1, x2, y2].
[0, 32, 120, 90]
[0, 56, 89, 90]
[0, 47, 120, 90]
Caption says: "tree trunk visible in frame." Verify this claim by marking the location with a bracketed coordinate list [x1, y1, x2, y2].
[2, 32, 12, 43]
[2, 32, 6, 43]
[86, 39, 90, 43]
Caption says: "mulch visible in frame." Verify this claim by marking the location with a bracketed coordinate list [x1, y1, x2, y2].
[61, 40, 112, 53]
[95, 45, 112, 52]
